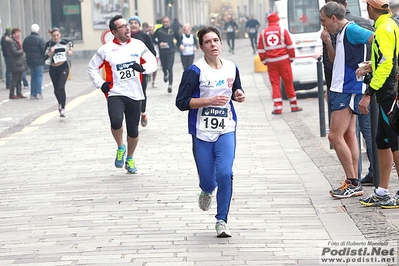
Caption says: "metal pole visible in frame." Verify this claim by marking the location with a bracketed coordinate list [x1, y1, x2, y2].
[317, 56, 326, 137]
[370, 94, 380, 187]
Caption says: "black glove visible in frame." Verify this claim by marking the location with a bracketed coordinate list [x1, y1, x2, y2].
[101, 82, 111, 94]
[130, 62, 145, 72]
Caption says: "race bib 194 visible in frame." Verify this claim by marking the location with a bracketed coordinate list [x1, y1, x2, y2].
[200, 107, 228, 132]
[116, 61, 138, 81]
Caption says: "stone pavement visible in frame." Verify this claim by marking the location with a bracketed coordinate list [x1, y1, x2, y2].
[0, 38, 398, 265]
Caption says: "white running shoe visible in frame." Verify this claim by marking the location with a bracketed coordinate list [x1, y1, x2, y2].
[215, 220, 231, 238]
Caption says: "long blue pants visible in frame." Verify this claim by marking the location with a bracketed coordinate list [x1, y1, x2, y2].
[192, 132, 235, 222]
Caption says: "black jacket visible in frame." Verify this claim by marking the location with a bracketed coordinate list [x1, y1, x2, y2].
[152, 26, 180, 54]
[23, 32, 46, 66]
[1, 33, 9, 57]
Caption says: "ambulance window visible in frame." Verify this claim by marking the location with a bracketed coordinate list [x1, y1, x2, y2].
[287, 0, 321, 34]
[347, 0, 361, 16]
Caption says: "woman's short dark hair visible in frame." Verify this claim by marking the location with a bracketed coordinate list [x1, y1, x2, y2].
[11, 28, 21, 35]
[197, 26, 221, 46]
[109, 15, 123, 31]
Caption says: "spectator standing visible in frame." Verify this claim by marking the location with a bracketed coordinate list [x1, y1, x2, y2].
[257, 13, 302, 114]
[44, 28, 73, 117]
[129, 15, 157, 127]
[179, 24, 198, 70]
[1, 27, 12, 89]
[321, 0, 375, 186]
[320, 2, 374, 198]
[6, 28, 27, 99]
[358, 0, 399, 208]
[152, 16, 181, 93]
[88, 15, 157, 174]
[245, 14, 260, 54]
[176, 26, 245, 237]
[23, 24, 46, 99]
[224, 15, 238, 54]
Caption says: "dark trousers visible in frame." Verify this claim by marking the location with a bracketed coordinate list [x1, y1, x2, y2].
[10, 71, 22, 96]
[141, 74, 148, 113]
[159, 52, 175, 86]
[49, 61, 69, 109]
[180, 54, 195, 71]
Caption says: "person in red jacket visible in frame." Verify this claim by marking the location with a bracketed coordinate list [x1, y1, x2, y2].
[257, 13, 302, 114]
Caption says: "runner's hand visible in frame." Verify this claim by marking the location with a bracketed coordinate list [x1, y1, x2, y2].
[130, 62, 145, 72]
[101, 82, 111, 94]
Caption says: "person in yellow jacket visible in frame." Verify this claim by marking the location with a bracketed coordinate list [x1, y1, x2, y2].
[358, 0, 399, 208]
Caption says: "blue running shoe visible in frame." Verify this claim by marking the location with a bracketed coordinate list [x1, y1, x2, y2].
[125, 158, 137, 174]
[114, 144, 126, 168]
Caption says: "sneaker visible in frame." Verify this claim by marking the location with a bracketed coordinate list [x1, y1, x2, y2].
[30, 95, 37, 99]
[360, 173, 374, 186]
[359, 190, 391, 207]
[215, 220, 232, 238]
[330, 180, 364, 199]
[198, 191, 212, 211]
[167, 85, 172, 93]
[125, 158, 137, 174]
[60, 109, 65, 117]
[114, 144, 126, 168]
[380, 191, 399, 209]
[152, 82, 157, 88]
[36, 94, 43, 99]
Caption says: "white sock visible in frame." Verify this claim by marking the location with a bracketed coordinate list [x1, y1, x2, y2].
[376, 187, 389, 196]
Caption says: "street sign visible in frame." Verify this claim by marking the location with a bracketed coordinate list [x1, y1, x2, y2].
[101, 29, 113, 44]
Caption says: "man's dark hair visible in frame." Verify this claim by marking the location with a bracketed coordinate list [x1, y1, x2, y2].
[109, 15, 123, 31]
[197, 26, 221, 46]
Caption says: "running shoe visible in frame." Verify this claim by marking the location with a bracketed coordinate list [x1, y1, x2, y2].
[359, 189, 391, 207]
[125, 158, 137, 174]
[360, 173, 374, 186]
[60, 109, 65, 117]
[114, 144, 126, 168]
[380, 191, 399, 209]
[330, 180, 364, 199]
[198, 191, 212, 211]
[215, 220, 231, 238]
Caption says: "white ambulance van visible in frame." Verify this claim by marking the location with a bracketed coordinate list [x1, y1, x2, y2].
[273, 0, 368, 95]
